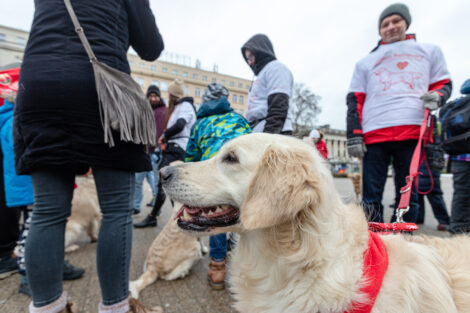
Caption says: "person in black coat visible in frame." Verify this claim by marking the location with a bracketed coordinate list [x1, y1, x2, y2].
[13, 1, 164, 312]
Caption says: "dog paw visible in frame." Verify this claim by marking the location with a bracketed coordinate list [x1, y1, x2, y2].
[129, 281, 140, 299]
[65, 244, 80, 253]
[201, 244, 209, 255]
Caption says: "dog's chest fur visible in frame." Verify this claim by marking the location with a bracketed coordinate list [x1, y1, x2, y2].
[229, 228, 368, 313]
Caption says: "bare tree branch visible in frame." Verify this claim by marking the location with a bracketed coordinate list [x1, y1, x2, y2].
[291, 83, 321, 135]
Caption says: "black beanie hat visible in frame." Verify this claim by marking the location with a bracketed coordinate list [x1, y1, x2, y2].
[379, 3, 412, 30]
[146, 84, 161, 98]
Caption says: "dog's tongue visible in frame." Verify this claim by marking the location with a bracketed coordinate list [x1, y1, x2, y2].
[174, 205, 186, 220]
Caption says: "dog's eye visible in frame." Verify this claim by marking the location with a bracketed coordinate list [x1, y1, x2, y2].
[223, 151, 239, 164]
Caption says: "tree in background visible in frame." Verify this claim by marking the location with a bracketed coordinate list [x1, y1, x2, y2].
[291, 83, 321, 136]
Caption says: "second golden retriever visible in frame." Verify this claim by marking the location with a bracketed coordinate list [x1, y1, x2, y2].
[65, 176, 101, 252]
[161, 133, 470, 313]
[129, 202, 207, 299]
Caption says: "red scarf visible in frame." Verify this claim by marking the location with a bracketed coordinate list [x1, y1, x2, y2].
[345, 231, 388, 313]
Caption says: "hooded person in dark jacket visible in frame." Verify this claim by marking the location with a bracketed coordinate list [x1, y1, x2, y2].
[13, 1, 164, 312]
[241, 34, 294, 134]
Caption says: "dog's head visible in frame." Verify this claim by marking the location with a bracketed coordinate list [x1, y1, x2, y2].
[348, 173, 361, 183]
[162, 133, 333, 234]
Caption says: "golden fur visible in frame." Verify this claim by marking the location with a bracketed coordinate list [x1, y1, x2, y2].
[65, 176, 101, 252]
[162, 133, 470, 313]
[129, 202, 207, 299]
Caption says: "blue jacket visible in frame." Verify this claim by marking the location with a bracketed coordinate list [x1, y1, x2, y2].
[0, 100, 33, 207]
[185, 98, 251, 162]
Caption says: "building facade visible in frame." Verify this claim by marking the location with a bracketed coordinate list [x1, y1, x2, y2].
[0, 25, 28, 67]
[0, 24, 251, 115]
[127, 54, 251, 114]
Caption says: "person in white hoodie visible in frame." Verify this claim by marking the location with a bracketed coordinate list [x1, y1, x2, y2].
[134, 79, 196, 228]
[241, 34, 294, 135]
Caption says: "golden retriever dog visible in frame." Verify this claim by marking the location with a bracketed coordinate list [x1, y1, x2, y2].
[161, 133, 470, 313]
[129, 201, 207, 299]
[65, 176, 101, 252]
[348, 172, 362, 202]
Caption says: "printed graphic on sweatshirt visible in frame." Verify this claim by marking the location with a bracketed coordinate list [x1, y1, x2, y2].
[374, 66, 423, 91]
[373, 53, 425, 94]
[348, 40, 450, 134]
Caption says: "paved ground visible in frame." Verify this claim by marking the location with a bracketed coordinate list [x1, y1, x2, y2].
[0, 175, 453, 313]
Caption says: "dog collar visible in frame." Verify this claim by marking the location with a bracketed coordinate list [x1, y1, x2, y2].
[345, 231, 388, 313]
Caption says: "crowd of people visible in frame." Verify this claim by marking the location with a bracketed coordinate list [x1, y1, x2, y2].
[0, 1, 469, 313]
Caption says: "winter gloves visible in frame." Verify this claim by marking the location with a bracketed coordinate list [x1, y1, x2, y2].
[421, 91, 440, 110]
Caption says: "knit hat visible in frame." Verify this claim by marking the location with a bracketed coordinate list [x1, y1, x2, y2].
[379, 3, 412, 30]
[309, 129, 320, 139]
[461, 79, 470, 95]
[146, 84, 160, 98]
[201, 83, 229, 103]
[168, 79, 184, 98]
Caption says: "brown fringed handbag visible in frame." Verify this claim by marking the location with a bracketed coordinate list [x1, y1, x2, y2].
[64, 0, 156, 147]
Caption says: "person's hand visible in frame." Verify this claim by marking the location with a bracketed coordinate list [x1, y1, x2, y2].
[347, 137, 367, 158]
[158, 135, 166, 145]
[420, 91, 440, 110]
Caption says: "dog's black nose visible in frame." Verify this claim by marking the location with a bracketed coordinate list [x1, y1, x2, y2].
[159, 166, 174, 182]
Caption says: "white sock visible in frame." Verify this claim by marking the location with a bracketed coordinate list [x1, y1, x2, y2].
[29, 292, 67, 313]
[98, 298, 129, 313]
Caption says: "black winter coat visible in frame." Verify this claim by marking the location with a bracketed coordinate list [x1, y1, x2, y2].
[14, 0, 164, 175]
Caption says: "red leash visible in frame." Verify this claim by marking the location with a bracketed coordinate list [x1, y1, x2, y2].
[368, 109, 433, 233]
[368, 222, 419, 232]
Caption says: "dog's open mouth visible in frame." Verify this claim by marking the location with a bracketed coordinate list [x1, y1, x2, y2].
[175, 204, 240, 232]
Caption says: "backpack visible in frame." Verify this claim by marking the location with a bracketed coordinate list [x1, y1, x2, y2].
[439, 95, 470, 155]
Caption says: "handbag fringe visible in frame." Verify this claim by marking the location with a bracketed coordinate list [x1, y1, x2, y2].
[93, 61, 156, 147]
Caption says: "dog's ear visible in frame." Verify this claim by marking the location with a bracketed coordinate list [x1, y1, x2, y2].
[241, 144, 322, 230]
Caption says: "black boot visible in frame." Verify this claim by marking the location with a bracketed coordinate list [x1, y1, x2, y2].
[133, 214, 157, 228]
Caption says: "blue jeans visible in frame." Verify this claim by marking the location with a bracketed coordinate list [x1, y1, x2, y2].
[417, 165, 450, 225]
[362, 140, 418, 223]
[209, 234, 227, 262]
[26, 167, 135, 307]
[133, 153, 160, 212]
[450, 161, 470, 234]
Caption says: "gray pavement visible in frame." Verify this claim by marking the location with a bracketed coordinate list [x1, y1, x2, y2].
[0, 176, 454, 312]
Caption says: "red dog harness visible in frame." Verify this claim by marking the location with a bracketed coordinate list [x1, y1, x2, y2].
[345, 231, 388, 313]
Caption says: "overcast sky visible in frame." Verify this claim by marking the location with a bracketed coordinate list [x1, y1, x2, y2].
[1, 0, 468, 130]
